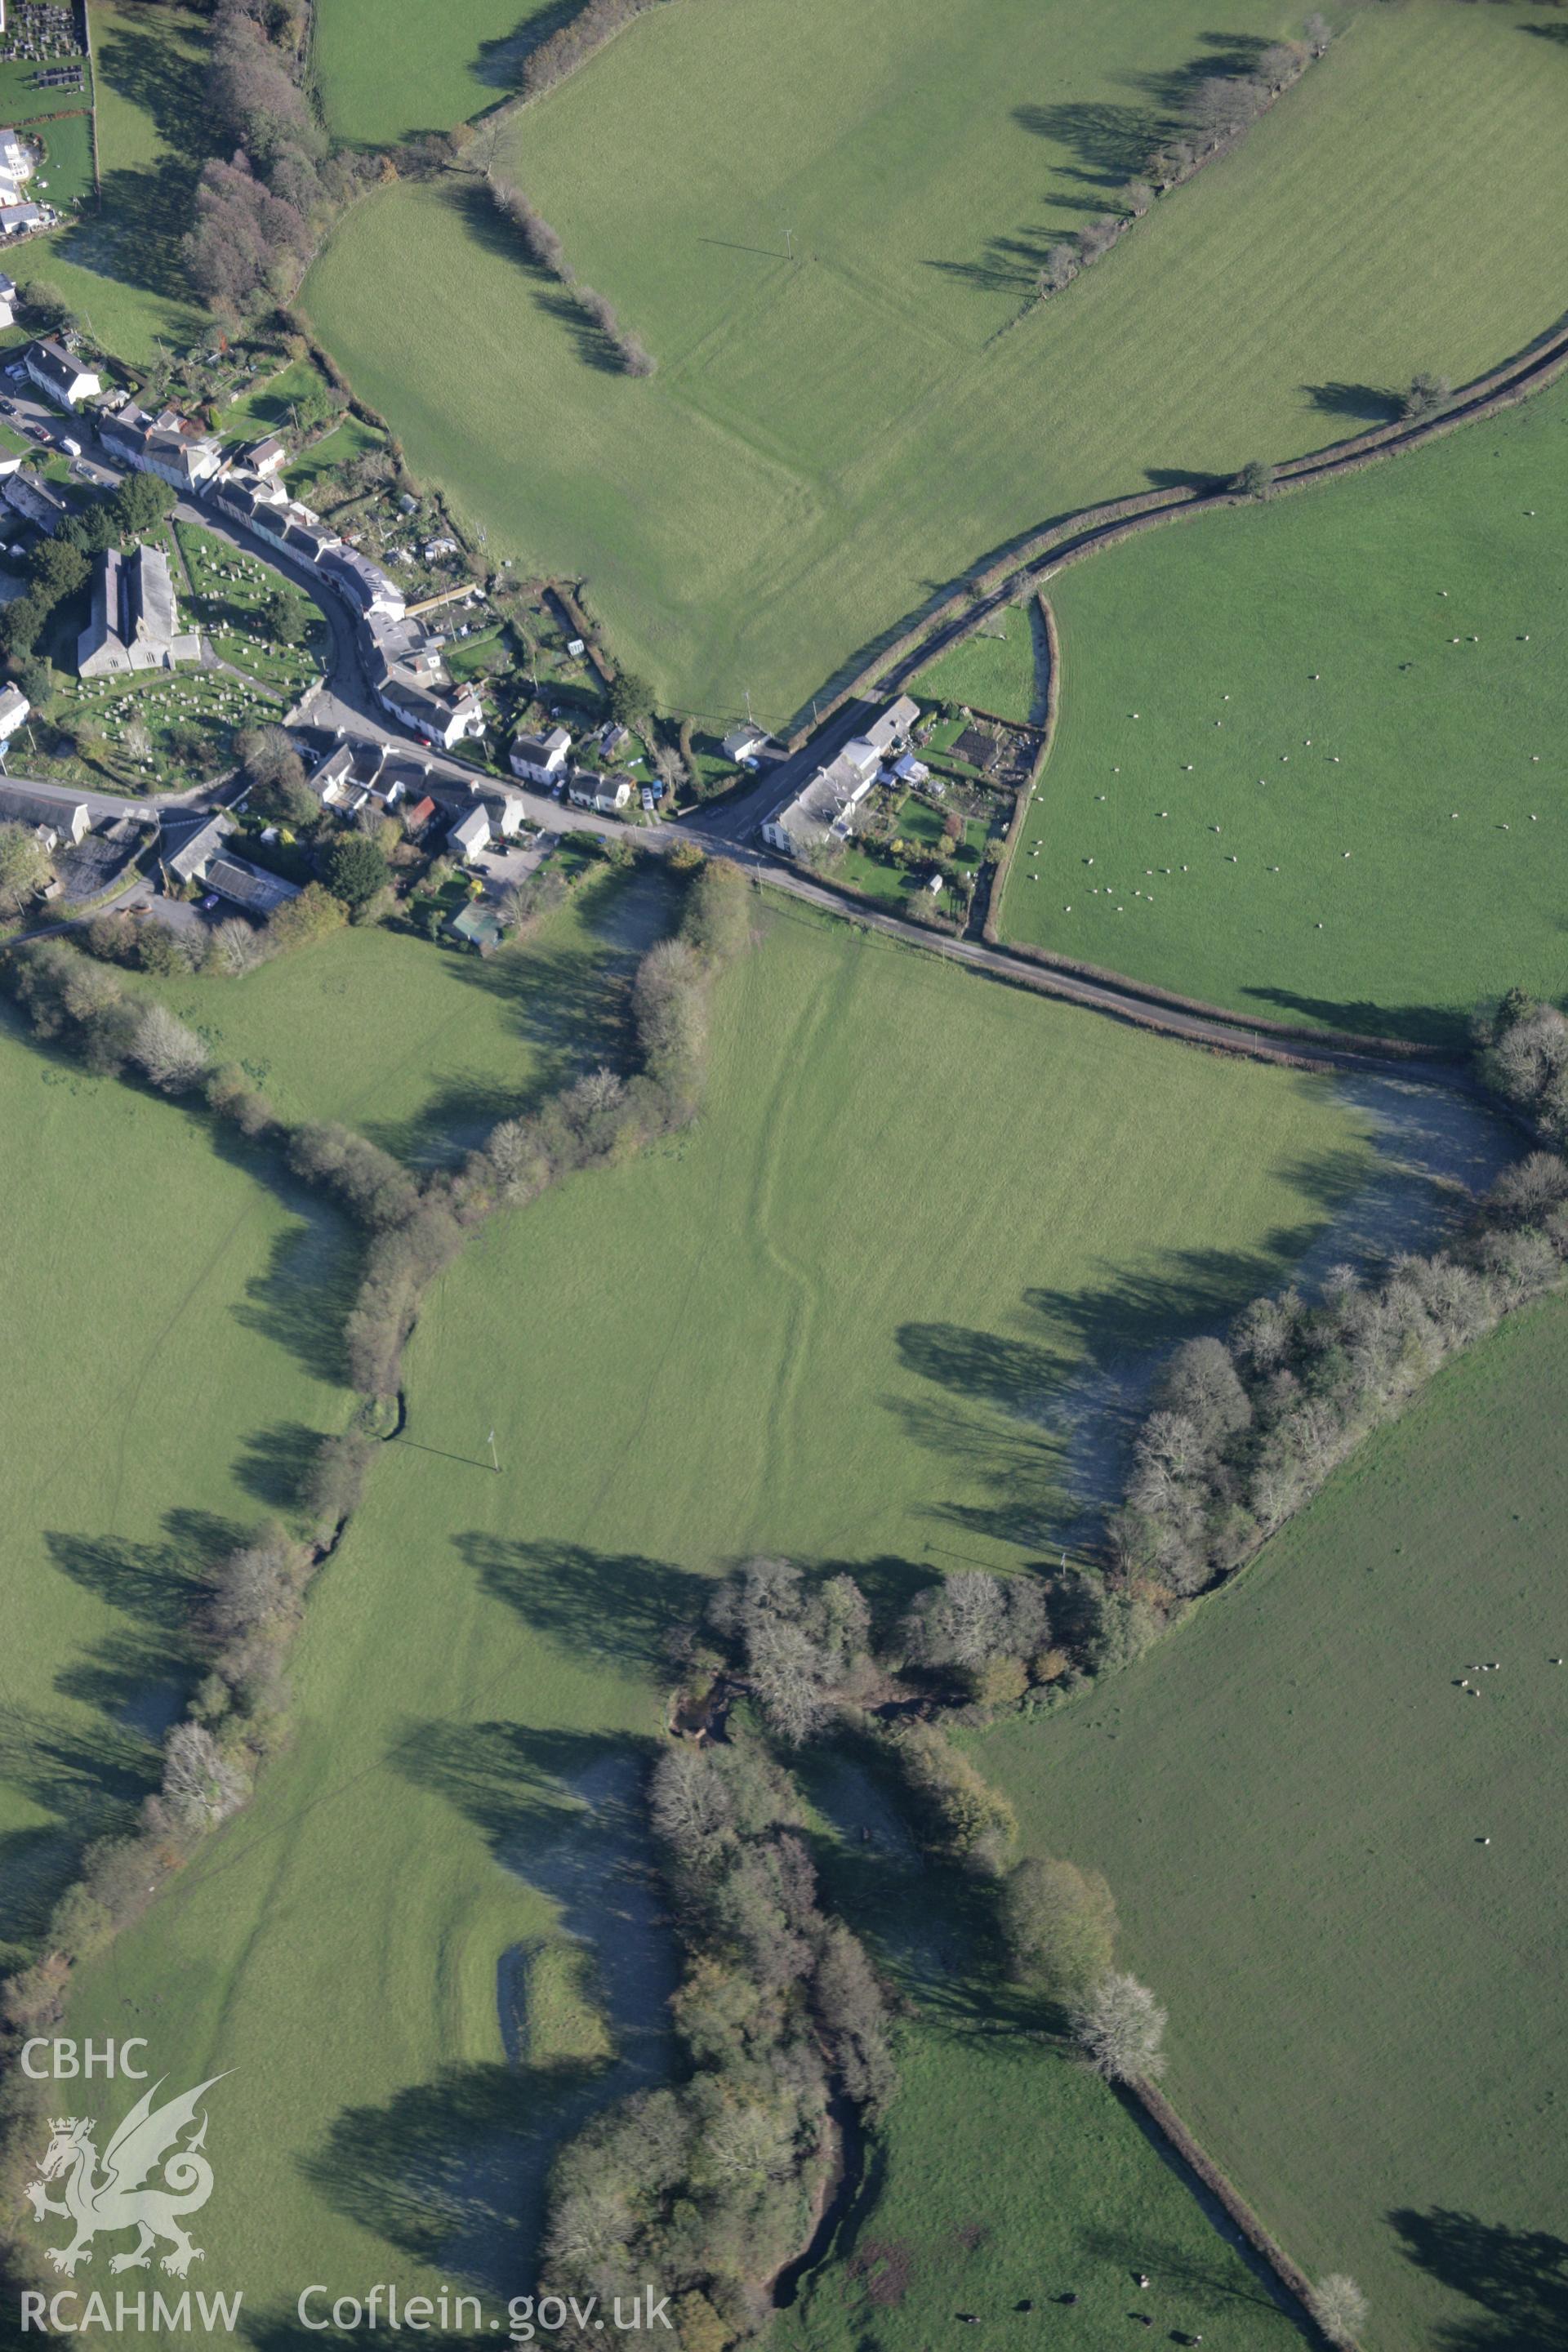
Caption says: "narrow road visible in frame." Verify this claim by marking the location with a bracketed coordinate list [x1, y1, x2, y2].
[21, 367, 1522, 1094]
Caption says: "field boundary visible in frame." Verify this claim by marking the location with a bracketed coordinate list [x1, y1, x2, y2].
[791, 314, 1568, 779]
[1125, 2078, 1359, 2352]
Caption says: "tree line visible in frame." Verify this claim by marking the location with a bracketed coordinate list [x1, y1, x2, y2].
[657, 1555, 1373, 2346]
[1035, 19, 1331, 303]
[486, 172, 657, 376]
[519, 0, 677, 100]
[545, 1733, 895, 2351]
[1107, 1160, 1566, 1634]
[0, 855, 756, 2291]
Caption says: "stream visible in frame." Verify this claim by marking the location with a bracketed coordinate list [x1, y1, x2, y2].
[1055, 1069, 1517, 1523]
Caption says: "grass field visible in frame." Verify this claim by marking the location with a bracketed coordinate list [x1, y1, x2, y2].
[37, 0, 209, 360]
[772, 1745, 1303, 2352]
[310, 0, 559, 145]
[914, 606, 1043, 724]
[48, 892, 1383, 2333]
[998, 371, 1568, 1042]
[982, 1296, 1568, 2352]
[0, 59, 93, 127]
[141, 876, 673, 1157]
[29, 108, 93, 211]
[0, 1009, 351, 1970]
[302, 0, 1568, 728]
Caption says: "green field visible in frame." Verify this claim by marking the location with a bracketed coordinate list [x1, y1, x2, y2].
[311, 0, 561, 145]
[48, 891, 1384, 2332]
[773, 1745, 1302, 2352]
[29, 109, 93, 211]
[999, 372, 1568, 1041]
[38, 0, 208, 360]
[915, 606, 1042, 724]
[982, 1296, 1568, 2352]
[302, 0, 1568, 729]
[0, 1008, 351, 1967]
[143, 874, 673, 1155]
[0, 58, 93, 128]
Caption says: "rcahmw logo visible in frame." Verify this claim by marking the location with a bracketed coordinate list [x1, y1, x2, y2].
[18, 2048, 242, 2333]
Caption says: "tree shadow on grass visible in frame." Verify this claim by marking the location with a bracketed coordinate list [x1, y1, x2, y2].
[888, 1202, 1357, 1541]
[1387, 2208, 1568, 2350]
[54, 19, 213, 313]
[446, 175, 629, 376]
[456, 1535, 709, 1678]
[1303, 380, 1406, 424]
[1239, 983, 1463, 1052]
[435, 868, 676, 1086]
[1080, 2198, 1308, 2330]
[229, 1199, 359, 1390]
[387, 1717, 608, 1859]
[298, 2056, 565, 2281]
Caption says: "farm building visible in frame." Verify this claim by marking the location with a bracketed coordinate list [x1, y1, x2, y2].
[163, 811, 235, 886]
[200, 855, 300, 916]
[3, 466, 66, 528]
[78, 544, 201, 677]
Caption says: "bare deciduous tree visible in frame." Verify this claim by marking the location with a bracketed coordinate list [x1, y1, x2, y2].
[1068, 1970, 1168, 2082]
[131, 1003, 210, 1094]
[1306, 2274, 1369, 2348]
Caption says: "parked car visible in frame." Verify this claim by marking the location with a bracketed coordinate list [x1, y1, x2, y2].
[198, 894, 220, 912]
[60, 436, 81, 458]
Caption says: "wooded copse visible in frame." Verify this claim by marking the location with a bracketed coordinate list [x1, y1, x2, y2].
[544, 1735, 895, 2348]
[486, 172, 657, 376]
[187, 0, 382, 320]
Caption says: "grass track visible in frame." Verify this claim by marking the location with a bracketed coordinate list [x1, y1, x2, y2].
[302, 0, 1568, 725]
[998, 369, 1568, 1041]
[982, 1298, 1568, 2352]
[53, 893, 1378, 2331]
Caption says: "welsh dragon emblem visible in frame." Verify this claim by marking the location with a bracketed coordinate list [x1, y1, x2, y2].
[24, 2075, 227, 2278]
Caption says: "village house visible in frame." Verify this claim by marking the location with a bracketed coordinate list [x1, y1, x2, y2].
[0, 782, 87, 843]
[24, 336, 100, 410]
[0, 270, 16, 331]
[760, 696, 919, 858]
[509, 724, 572, 786]
[3, 465, 67, 529]
[100, 402, 223, 491]
[568, 769, 632, 815]
[319, 544, 406, 622]
[0, 205, 46, 238]
[307, 737, 385, 813]
[236, 434, 287, 479]
[448, 806, 492, 862]
[78, 543, 202, 677]
[0, 681, 29, 741]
